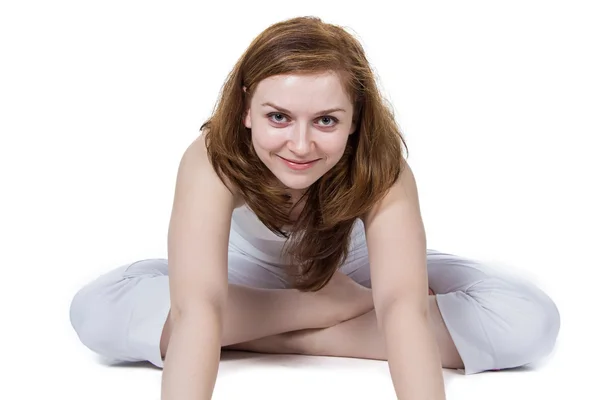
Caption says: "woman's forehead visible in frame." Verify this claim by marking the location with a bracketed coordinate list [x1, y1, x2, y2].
[252, 73, 352, 108]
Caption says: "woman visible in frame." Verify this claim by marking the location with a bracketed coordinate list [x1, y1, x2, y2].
[70, 16, 560, 399]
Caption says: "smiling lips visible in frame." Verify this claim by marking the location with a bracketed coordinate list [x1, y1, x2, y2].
[278, 155, 320, 170]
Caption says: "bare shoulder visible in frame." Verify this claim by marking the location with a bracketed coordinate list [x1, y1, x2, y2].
[362, 158, 416, 225]
[181, 131, 244, 208]
[393, 158, 417, 199]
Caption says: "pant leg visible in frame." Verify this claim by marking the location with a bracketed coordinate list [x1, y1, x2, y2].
[69, 253, 289, 368]
[69, 259, 171, 368]
[339, 247, 561, 375]
[426, 249, 561, 374]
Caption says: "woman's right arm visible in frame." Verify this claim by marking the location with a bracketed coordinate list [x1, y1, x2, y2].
[161, 133, 238, 400]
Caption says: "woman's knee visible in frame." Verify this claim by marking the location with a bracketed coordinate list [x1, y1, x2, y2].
[469, 277, 560, 368]
[70, 259, 169, 361]
[69, 274, 133, 360]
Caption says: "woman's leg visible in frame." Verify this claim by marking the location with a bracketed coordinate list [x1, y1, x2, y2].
[229, 249, 561, 375]
[224, 295, 465, 367]
[69, 255, 373, 368]
[427, 250, 561, 373]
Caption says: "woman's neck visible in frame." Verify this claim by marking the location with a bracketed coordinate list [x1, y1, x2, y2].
[286, 189, 306, 206]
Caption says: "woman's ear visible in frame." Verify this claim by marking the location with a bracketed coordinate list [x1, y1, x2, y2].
[242, 86, 252, 128]
[243, 110, 252, 129]
[349, 116, 358, 135]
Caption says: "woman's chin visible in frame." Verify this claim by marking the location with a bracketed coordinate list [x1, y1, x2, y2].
[278, 177, 315, 190]
[269, 166, 326, 193]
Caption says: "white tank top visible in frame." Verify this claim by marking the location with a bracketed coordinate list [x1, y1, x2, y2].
[229, 203, 367, 266]
[228, 204, 288, 265]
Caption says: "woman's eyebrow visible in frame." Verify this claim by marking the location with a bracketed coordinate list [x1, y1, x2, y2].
[261, 102, 347, 115]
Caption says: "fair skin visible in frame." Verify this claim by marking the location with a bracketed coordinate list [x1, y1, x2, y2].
[161, 71, 459, 400]
[242, 71, 356, 205]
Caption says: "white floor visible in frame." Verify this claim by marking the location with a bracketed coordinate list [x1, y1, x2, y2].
[14, 282, 587, 400]
[40, 332, 576, 400]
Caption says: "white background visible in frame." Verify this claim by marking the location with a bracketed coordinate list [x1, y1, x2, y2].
[1, 0, 598, 399]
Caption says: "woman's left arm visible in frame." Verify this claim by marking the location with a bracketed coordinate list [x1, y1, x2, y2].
[362, 161, 446, 400]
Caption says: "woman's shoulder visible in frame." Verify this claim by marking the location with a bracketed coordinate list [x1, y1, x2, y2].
[184, 132, 245, 208]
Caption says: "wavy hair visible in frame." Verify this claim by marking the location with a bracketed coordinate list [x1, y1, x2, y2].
[201, 16, 408, 291]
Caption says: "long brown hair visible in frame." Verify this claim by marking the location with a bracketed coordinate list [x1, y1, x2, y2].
[201, 16, 408, 291]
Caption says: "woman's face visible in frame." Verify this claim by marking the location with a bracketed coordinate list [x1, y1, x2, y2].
[243, 71, 356, 201]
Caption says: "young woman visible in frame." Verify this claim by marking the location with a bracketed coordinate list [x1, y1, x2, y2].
[70, 16, 560, 400]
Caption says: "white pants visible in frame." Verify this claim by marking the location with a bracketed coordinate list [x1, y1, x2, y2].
[69, 248, 560, 375]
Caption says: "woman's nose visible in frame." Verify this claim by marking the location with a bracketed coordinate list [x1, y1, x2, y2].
[288, 125, 311, 155]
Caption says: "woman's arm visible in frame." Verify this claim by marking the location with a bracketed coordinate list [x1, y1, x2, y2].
[161, 133, 238, 400]
[362, 161, 446, 400]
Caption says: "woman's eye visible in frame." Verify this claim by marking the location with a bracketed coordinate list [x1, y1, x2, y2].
[318, 116, 338, 127]
[268, 113, 338, 127]
[269, 113, 288, 123]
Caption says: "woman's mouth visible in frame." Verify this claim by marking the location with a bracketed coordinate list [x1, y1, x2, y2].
[278, 156, 320, 170]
